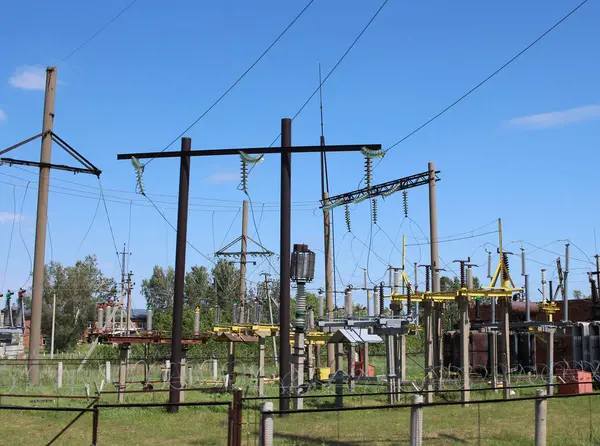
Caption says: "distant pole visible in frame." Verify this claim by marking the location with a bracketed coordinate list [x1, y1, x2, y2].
[168, 137, 191, 414]
[50, 291, 56, 360]
[428, 162, 439, 292]
[262, 272, 278, 369]
[29, 66, 57, 385]
[279, 118, 292, 412]
[126, 272, 133, 336]
[240, 200, 249, 321]
[564, 243, 569, 322]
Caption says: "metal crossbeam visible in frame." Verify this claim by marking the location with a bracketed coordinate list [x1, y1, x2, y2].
[117, 144, 380, 160]
[321, 170, 440, 209]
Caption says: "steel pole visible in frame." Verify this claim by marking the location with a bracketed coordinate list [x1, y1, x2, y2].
[323, 190, 335, 373]
[279, 118, 292, 412]
[28, 67, 57, 384]
[168, 137, 191, 413]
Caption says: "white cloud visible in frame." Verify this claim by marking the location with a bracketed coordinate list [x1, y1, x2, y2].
[204, 171, 239, 184]
[0, 212, 23, 224]
[0, 108, 6, 123]
[9, 66, 46, 91]
[506, 105, 600, 129]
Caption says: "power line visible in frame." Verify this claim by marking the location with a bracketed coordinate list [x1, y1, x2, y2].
[384, 0, 589, 153]
[98, 178, 122, 271]
[76, 195, 101, 257]
[58, 0, 139, 66]
[17, 182, 32, 289]
[144, 0, 316, 167]
[268, 0, 390, 147]
[1, 186, 17, 293]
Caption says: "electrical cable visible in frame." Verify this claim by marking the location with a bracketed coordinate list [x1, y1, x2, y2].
[386, 0, 589, 153]
[218, 208, 241, 251]
[267, 0, 390, 147]
[0, 186, 17, 293]
[76, 195, 101, 257]
[127, 199, 133, 259]
[98, 178, 122, 271]
[245, 191, 279, 276]
[57, 0, 138, 66]
[144, 0, 316, 167]
[360, 0, 591, 187]
[17, 182, 32, 289]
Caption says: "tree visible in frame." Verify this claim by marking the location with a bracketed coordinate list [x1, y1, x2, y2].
[41, 256, 117, 352]
[141, 265, 174, 312]
[211, 259, 240, 321]
[185, 265, 213, 309]
[573, 290, 588, 300]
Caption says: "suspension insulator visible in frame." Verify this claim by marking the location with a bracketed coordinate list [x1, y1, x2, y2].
[372, 198, 378, 225]
[345, 204, 351, 232]
[460, 263, 466, 288]
[240, 159, 248, 192]
[379, 283, 385, 316]
[365, 157, 372, 189]
[403, 191, 408, 217]
[407, 286, 412, 316]
[502, 253, 510, 282]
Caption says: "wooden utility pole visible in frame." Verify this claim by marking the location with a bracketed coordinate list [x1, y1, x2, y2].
[28, 67, 57, 384]
[240, 200, 248, 321]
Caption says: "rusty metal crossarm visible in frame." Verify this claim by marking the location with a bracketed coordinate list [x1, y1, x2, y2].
[320, 170, 440, 209]
[0, 157, 101, 176]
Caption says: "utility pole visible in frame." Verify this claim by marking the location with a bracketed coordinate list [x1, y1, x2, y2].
[262, 272, 278, 369]
[428, 161, 439, 293]
[240, 200, 249, 321]
[280, 118, 292, 411]
[28, 67, 57, 385]
[118, 244, 128, 332]
[564, 243, 569, 322]
[126, 271, 133, 336]
[168, 137, 191, 414]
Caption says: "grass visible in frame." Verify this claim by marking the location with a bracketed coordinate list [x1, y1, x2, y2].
[1, 351, 599, 445]
[0, 381, 599, 445]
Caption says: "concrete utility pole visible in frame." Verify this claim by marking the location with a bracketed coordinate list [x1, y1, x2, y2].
[428, 161, 439, 293]
[28, 67, 57, 385]
[323, 191, 335, 374]
[240, 200, 249, 321]
[126, 271, 133, 336]
[262, 272, 278, 369]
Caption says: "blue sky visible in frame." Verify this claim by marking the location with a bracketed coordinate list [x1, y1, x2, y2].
[1, 0, 599, 310]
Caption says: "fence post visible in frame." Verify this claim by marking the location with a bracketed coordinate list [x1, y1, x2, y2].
[91, 407, 99, 445]
[535, 389, 547, 446]
[105, 361, 111, 383]
[230, 388, 243, 446]
[57, 361, 63, 389]
[410, 394, 423, 446]
[259, 401, 274, 446]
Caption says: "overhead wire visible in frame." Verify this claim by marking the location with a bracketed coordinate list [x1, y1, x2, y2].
[17, 182, 32, 289]
[360, 0, 591, 187]
[267, 0, 390, 147]
[0, 186, 17, 293]
[57, 0, 139, 66]
[98, 178, 122, 271]
[144, 0, 316, 167]
[76, 195, 101, 257]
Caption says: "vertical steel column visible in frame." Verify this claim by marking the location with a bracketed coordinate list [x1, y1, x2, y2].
[459, 297, 470, 404]
[279, 118, 292, 412]
[424, 300, 434, 403]
[500, 298, 511, 399]
[240, 200, 249, 321]
[428, 162, 439, 292]
[547, 328, 555, 396]
[168, 137, 191, 413]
